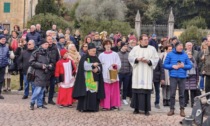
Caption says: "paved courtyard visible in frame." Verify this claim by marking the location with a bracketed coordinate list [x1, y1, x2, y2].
[0, 91, 193, 126]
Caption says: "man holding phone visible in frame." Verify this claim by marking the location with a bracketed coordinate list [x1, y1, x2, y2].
[164, 42, 192, 117]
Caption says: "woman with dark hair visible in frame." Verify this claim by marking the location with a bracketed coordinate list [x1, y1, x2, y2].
[79, 43, 88, 57]
[84, 36, 92, 44]
[99, 39, 121, 110]
[13, 25, 22, 38]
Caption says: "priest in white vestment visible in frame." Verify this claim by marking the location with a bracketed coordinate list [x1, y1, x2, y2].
[128, 34, 159, 115]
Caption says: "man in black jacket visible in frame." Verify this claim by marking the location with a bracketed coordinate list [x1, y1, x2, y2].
[29, 39, 52, 110]
[43, 35, 60, 105]
[18, 40, 36, 99]
[36, 24, 46, 39]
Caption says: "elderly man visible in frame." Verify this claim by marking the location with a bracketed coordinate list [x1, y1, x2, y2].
[0, 35, 9, 99]
[29, 39, 53, 110]
[129, 34, 159, 115]
[26, 25, 41, 47]
[36, 24, 45, 39]
[18, 40, 36, 99]
[164, 42, 192, 117]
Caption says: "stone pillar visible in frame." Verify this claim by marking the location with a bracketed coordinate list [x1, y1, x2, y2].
[168, 8, 175, 38]
[135, 10, 141, 40]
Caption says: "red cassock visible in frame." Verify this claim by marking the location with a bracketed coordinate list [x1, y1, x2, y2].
[55, 58, 77, 106]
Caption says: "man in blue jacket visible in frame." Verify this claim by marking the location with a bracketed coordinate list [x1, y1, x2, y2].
[0, 35, 9, 99]
[164, 42, 192, 117]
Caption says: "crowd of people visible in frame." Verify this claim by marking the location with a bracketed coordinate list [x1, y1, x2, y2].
[0, 24, 210, 117]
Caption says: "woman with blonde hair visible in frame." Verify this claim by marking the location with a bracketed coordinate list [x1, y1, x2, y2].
[67, 44, 81, 67]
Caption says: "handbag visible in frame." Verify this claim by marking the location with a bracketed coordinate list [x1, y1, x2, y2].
[8, 59, 18, 74]
[27, 66, 35, 82]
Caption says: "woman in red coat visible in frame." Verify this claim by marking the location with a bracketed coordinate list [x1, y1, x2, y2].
[55, 49, 76, 107]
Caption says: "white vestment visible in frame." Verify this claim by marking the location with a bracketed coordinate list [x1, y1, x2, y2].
[129, 45, 159, 90]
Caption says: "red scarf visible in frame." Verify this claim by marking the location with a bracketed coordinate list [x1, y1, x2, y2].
[11, 38, 18, 51]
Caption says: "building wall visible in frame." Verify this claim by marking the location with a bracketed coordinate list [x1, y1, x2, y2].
[0, 0, 38, 32]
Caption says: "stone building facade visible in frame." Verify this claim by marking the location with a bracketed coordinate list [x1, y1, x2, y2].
[0, 0, 38, 32]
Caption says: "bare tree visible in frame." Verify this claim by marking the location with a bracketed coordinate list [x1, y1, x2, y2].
[75, 0, 127, 21]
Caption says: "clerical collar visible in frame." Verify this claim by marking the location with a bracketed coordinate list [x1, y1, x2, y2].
[104, 50, 112, 54]
[140, 45, 148, 48]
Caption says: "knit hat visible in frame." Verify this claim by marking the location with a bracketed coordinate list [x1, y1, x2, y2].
[121, 42, 128, 49]
[60, 49, 68, 58]
[0, 35, 6, 39]
[152, 34, 157, 38]
[88, 43, 96, 50]
[175, 42, 183, 48]
[40, 39, 48, 45]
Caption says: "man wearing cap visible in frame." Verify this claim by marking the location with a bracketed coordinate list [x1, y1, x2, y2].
[73, 43, 105, 112]
[118, 42, 132, 105]
[149, 34, 158, 52]
[29, 39, 53, 110]
[57, 36, 66, 51]
[0, 35, 9, 99]
[164, 42, 192, 117]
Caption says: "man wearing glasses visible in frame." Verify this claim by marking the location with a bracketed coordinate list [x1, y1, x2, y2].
[18, 40, 36, 99]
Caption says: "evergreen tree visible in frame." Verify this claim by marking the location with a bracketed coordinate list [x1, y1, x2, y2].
[35, 0, 59, 15]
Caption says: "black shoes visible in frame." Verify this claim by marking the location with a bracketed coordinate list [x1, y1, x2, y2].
[48, 100, 56, 105]
[0, 95, 4, 99]
[133, 109, 140, 114]
[37, 105, 48, 109]
[145, 111, 150, 116]
[30, 103, 34, 110]
[18, 87, 23, 91]
[43, 100, 48, 105]
[22, 96, 28, 99]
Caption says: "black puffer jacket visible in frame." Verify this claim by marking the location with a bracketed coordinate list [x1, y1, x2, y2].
[29, 48, 52, 87]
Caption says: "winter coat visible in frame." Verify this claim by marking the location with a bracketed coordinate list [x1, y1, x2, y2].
[26, 32, 41, 46]
[118, 51, 132, 74]
[93, 39, 104, 53]
[185, 58, 198, 90]
[18, 49, 35, 74]
[29, 48, 52, 87]
[0, 43, 9, 68]
[160, 52, 170, 85]
[164, 49, 192, 78]
[48, 43, 60, 66]
[36, 30, 46, 39]
[149, 39, 158, 52]
[202, 47, 210, 76]
[73, 34, 81, 46]
[57, 42, 65, 51]
[153, 58, 165, 82]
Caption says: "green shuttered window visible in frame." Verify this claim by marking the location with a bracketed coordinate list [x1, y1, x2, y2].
[4, 3, 11, 13]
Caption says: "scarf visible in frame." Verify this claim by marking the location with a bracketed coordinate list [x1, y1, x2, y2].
[68, 49, 80, 65]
